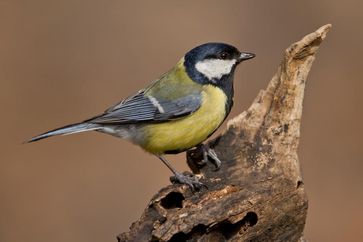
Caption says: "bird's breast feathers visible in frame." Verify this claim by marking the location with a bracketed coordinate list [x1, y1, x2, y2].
[140, 84, 227, 154]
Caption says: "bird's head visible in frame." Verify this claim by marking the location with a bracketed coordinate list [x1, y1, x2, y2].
[184, 42, 255, 85]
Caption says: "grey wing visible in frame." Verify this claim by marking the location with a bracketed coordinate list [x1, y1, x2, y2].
[87, 91, 202, 124]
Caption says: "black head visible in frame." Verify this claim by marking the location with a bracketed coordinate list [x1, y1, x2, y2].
[184, 42, 255, 86]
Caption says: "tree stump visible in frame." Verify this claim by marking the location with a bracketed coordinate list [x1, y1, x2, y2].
[118, 24, 331, 242]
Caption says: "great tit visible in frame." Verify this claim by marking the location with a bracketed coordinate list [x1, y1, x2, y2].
[28, 43, 255, 189]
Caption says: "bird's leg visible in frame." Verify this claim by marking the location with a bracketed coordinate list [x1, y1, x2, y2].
[157, 155, 204, 191]
[202, 143, 222, 171]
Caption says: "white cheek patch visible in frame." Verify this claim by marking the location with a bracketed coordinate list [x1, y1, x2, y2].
[195, 59, 236, 80]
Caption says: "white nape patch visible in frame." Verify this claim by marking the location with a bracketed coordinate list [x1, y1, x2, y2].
[195, 59, 236, 80]
[148, 96, 165, 113]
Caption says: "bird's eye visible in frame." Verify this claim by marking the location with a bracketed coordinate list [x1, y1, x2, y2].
[220, 52, 229, 60]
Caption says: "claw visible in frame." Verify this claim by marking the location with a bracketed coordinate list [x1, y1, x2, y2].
[202, 145, 222, 171]
[170, 172, 206, 191]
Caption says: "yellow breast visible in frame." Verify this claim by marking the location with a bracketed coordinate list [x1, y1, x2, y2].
[140, 85, 227, 154]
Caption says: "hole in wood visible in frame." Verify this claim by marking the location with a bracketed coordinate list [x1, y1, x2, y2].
[168, 232, 187, 242]
[168, 224, 207, 242]
[220, 211, 258, 239]
[160, 192, 185, 209]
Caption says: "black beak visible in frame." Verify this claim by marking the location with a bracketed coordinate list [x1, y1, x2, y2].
[238, 52, 256, 62]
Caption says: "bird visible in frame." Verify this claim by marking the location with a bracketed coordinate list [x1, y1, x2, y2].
[27, 42, 255, 189]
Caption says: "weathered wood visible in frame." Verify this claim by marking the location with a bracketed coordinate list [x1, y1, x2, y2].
[118, 24, 331, 242]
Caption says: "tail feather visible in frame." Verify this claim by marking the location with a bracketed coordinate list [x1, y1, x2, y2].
[27, 122, 99, 143]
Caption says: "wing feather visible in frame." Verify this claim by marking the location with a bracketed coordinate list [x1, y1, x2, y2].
[87, 91, 201, 124]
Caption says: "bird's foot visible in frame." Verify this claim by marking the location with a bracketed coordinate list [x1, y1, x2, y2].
[170, 171, 206, 191]
[187, 144, 222, 173]
[202, 145, 222, 171]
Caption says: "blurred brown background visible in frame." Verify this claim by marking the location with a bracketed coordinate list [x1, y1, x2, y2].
[1, 1, 362, 241]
